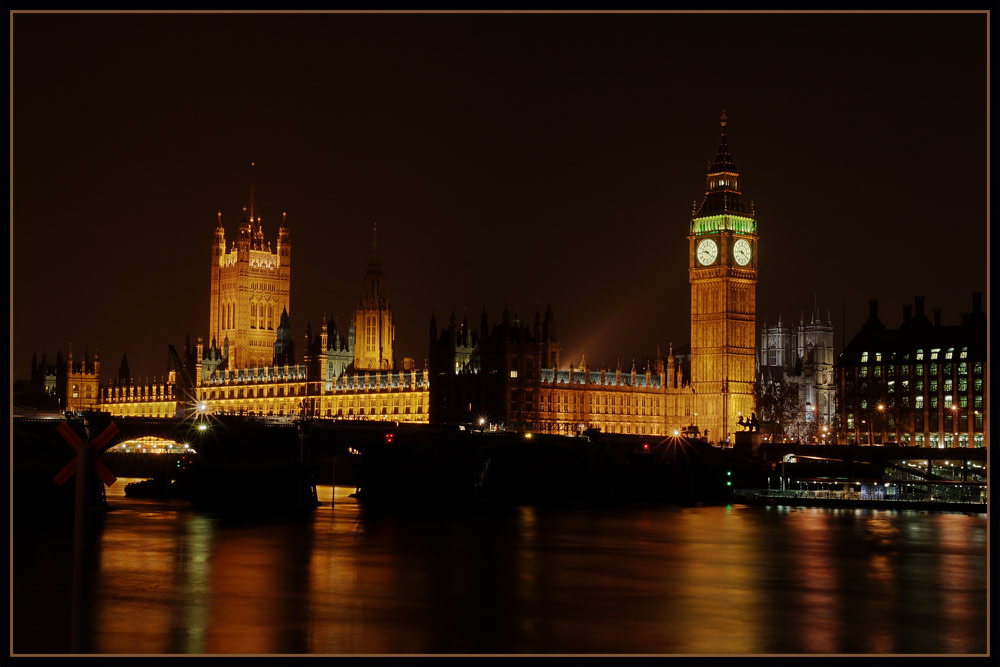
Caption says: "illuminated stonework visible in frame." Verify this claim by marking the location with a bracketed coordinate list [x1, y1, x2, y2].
[353, 227, 394, 371]
[98, 377, 179, 418]
[429, 308, 696, 435]
[65, 344, 100, 413]
[209, 173, 291, 369]
[193, 364, 428, 421]
[688, 112, 758, 444]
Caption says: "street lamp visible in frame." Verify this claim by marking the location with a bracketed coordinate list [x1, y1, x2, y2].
[876, 403, 885, 445]
[950, 404, 959, 447]
[805, 403, 814, 443]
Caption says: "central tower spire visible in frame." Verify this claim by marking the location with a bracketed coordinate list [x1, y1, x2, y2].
[249, 161, 256, 222]
[696, 110, 748, 218]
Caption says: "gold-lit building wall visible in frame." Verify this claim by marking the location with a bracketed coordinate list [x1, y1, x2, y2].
[98, 387, 179, 418]
[196, 365, 430, 422]
[198, 365, 311, 417]
[506, 366, 695, 437]
[209, 207, 290, 370]
[97, 369, 180, 418]
[316, 370, 429, 421]
[689, 260, 757, 443]
[65, 345, 100, 413]
[352, 232, 394, 371]
[353, 308, 394, 371]
[532, 383, 694, 436]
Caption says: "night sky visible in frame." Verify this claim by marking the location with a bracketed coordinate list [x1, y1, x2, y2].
[12, 12, 988, 382]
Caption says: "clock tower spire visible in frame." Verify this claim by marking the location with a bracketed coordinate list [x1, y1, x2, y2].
[688, 111, 758, 444]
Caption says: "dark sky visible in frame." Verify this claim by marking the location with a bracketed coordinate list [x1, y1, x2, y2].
[12, 11, 988, 382]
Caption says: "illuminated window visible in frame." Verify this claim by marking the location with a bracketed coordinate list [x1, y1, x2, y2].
[916, 349, 924, 361]
[861, 351, 869, 363]
[915, 396, 924, 409]
[875, 352, 882, 362]
[930, 348, 940, 360]
[945, 349, 953, 360]
[959, 348, 968, 359]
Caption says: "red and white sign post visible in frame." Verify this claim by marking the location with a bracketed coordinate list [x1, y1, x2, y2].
[53, 420, 119, 652]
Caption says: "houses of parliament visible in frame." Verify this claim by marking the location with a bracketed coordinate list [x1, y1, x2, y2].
[69, 115, 760, 444]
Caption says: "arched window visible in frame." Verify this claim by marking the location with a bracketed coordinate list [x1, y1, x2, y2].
[250, 302, 257, 329]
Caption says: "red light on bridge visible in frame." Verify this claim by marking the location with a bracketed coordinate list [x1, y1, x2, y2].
[385, 433, 394, 444]
[642, 443, 649, 451]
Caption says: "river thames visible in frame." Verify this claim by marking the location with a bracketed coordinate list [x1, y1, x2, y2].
[13, 480, 987, 656]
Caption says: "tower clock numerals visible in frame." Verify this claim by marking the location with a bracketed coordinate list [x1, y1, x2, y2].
[696, 239, 718, 266]
[733, 238, 752, 266]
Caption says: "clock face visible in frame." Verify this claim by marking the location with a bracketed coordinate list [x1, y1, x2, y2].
[733, 238, 752, 266]
[696, 239, 718, 266]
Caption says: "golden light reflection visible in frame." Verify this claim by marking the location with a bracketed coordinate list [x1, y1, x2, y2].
[669, 506, 763, 653]
[305, 486, 427, 653]
[91, 499, 214, 654]
[515, 506, 540, 640]
[864, 552, 896, 652]
[790, 509, 840, 653]
[933, 514, 978, 653]
[202, 529, 281, 653]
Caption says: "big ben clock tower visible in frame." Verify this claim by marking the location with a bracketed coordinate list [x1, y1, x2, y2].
[688, 111, 758, 444]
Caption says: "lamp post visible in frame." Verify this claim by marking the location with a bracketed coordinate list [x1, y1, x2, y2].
[804, 402, 814, 443]
[950, 404, 959, 447]
[876, 403, 885, 445]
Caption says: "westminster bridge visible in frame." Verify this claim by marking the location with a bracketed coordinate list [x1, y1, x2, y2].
[14, 412, 749, 509]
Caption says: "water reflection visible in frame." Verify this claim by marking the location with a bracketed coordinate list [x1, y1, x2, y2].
[15, 483, 987, 655]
